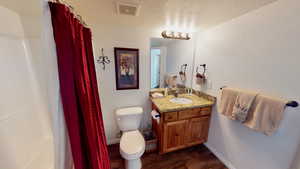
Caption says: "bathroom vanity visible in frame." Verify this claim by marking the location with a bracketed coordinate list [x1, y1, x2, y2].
[150, 90, 215, 154]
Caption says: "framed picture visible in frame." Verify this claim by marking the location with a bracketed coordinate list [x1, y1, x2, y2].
[114, 47, 139, 90]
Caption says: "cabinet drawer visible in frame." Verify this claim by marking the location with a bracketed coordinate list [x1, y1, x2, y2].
[178, 107, 211, 119]
[200, 107, 211, 116]
[164, 112, 178, 122]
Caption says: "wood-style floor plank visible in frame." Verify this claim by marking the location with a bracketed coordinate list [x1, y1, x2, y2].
[108, 144, 228, 169]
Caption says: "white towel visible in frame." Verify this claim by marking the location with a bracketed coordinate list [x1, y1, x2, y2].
[151, 92, 164, 98]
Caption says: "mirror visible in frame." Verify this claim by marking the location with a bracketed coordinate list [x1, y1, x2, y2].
[150, 37, 195, 89]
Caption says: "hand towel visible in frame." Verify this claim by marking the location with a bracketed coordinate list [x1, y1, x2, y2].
[218, 88, 239, 118]
[243, 94, 286, 136]
[196, 73, 206, 85]
[151, 92, 164, 98]
[179, 72, 187, 83]
[232, 90, 258, 122]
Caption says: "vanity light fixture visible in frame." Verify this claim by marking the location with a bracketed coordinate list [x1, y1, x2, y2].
[161, 30, 191, 40]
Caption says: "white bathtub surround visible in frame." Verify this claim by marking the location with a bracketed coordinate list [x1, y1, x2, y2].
[193, 0, 300, 168]
[0, 5, 54, 169]
[41, 1, 74, 169]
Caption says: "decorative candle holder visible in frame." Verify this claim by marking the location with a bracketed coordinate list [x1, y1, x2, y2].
[97, 48, 110, 70]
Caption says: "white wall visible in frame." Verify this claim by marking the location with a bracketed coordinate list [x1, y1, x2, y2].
[92, 26, 161, 144]
[193, 0, 300, 169]
[165, 39, 195, 88]
[0, 5, 54, 169]
[290, 143, 300, 169]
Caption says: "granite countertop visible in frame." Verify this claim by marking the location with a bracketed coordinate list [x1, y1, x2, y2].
[150, 93, 214, 113]
[150, 88, 166, 92]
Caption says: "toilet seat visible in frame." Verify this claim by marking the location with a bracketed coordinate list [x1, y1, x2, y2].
[120, 130, 145, 160]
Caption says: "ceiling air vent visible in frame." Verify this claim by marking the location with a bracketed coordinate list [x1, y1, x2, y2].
[116, 1, 141, 16]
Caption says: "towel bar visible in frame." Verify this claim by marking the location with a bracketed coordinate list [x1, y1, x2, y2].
[286, 101, 298, 107]
[219, 86, 298, 108]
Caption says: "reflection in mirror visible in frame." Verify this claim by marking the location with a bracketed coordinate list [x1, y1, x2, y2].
[150, 37, 195, 89]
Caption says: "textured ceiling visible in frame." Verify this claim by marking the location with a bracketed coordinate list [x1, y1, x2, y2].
[1, 0, 277, 32]
[63, 0, 277, 32]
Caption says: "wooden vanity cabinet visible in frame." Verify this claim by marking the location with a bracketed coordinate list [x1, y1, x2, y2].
[152, 105, 212, 154]
[186, 116, 210, 146]
[163, 120, 188, 152]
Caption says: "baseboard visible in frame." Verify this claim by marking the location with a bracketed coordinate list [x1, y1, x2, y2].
[204, 143, 237, 169]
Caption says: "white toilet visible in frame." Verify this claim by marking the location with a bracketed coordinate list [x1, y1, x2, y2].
[115, 107, 145, 169]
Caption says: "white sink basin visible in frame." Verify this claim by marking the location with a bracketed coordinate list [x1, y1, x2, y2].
[169, 97, 193, 104]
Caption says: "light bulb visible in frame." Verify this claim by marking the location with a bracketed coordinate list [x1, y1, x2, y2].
[174, 32, 179, 38]
[180, 32, 186, 38]
[166, 31, 172, 36]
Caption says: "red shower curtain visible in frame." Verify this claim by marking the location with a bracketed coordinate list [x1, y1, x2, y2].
[48, 2, 111, 169]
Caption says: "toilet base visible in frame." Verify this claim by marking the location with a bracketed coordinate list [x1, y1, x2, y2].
[125, 158, 141, 169]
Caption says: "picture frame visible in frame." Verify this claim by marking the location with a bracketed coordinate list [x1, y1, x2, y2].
[114, 47, 139, 90]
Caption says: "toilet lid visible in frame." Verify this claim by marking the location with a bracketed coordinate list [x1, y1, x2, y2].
[120, 130, 145, 155]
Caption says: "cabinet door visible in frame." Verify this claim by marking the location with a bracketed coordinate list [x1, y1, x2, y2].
[186, 117, 210, 146]
[163, 120, 188, 152]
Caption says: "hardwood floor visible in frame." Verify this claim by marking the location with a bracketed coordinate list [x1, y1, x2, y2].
[108, 144, 228, 169]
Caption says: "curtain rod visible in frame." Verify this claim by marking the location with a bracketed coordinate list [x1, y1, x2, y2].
[50, 0, 88, 27]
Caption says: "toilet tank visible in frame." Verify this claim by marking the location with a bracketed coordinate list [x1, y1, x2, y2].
[115, 107, 143, 131]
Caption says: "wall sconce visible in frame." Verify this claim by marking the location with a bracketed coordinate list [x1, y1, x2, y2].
[97, 48, 110, 70]
[161, 30, 191, 40]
